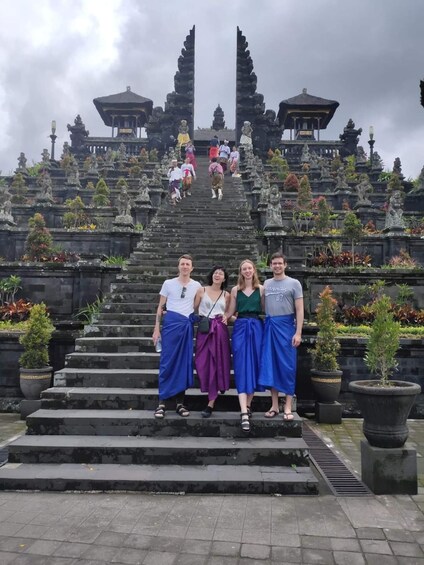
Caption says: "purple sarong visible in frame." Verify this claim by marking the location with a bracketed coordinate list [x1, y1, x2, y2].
[258, 314, 297, 395]
[159, 311, 195, 400]
[195, 317, 231, 401]
[232, 317, 264, 394]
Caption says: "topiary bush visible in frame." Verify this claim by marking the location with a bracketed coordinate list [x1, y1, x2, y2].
[19, 303, 55, 369]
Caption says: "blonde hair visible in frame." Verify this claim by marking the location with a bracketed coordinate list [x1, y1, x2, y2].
[237, 259, 260, 290]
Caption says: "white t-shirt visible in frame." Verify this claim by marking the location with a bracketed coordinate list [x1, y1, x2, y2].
[167, 166, 182, 182]
[159, 278, 201, 317]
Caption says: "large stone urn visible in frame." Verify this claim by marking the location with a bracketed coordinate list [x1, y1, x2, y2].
[349, 380, 421, 448]
[20, 367, 53, 400]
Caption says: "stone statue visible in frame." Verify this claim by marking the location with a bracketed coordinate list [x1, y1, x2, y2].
[41, 148, 51, 169]
[384, 190, 406, 232]
[371, 151, 383, 171]
[16, 152, 28, 175]
[309, 152, 320, 171]
[392, 157, 404, 179]
[265, 185, 283, 228]
[240, 121, 253, 146]
[356, 146, 367, 164]
[177, 119, 190, 148]
[320, 160, 332, 181]
[104, 147, 115, 169]
[335, 165, 350, 191]
[117, 143, 127, 165]
[135, 174, 151, 204]
[61, 142, 71, 159]
[301, 144, 311, 164]
[87, 154, 99, 176]
[67, 114, 89, 156]
[67, 157, 81, 187]
[36, 172, 54, 204]
[117, 185, 132, 217]
[0, 185, 15, 224]
[259, 174, 271, 206]
[355, 174, 373, 207]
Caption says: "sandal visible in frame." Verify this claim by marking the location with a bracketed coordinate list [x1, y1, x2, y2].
[154, 404, 165, 419]
[247, 405, 252, 417]
[283, 412, 294, 421]
[264, 409, 279, 419]
[240, 412, 250, 432]
[176, 404, 190, 417]
[201, 406, 213, 418]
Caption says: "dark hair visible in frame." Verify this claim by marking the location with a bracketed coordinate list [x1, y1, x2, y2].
[211, 157, 217, 163]
[270, 252, 287, 263]
[206, 265, 228, 290]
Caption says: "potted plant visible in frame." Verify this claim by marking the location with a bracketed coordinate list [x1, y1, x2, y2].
[349, 293, 421, 448]
[19, 303, 55, 400]
[311, 286, 343, 402]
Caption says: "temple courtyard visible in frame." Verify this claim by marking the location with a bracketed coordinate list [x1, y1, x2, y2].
[0, 414, 424, 564]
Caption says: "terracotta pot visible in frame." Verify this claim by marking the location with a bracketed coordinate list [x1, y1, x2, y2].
[311, 369, 343, 403]
[349, 379, 421, 448]
[20, 367, 53, 400]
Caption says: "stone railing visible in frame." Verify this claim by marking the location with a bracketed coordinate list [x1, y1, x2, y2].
[279, 140, 343, 163]
[85, 137, 149, 156]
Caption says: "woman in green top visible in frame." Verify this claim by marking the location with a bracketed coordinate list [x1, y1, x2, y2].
[224, 259, 264, 432]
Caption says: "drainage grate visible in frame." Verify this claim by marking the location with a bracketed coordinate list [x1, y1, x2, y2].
[303, 424, 371, 496]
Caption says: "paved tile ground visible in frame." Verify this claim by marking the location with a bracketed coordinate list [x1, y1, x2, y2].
[1, 414, 424, 564]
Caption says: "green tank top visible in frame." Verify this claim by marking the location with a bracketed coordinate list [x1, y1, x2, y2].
[236, 288, 261, 314]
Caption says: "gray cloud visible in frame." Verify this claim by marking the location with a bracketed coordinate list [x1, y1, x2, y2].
[0, 0, 423, 177]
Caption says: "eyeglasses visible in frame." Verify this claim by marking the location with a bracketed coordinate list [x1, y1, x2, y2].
[180, 287, 187, 299]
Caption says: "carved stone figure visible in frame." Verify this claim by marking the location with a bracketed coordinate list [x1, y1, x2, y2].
[339, 118, 362, 158]
[355, 174, 373, 207]
[36, 172, 54, 204]
[40, 148, 51, 169]
[371, 151, 383, 171]
[265, 185, 283, 228]
[320, 160, 332, 181]
[301, 144, 311, 164]
[67, 114, 89, 156]
[16, 152, 28, 175]
[335, 165, 350, 191]
[259, 174, 271, 206]
[61, 142, 71, 159]
[240, 121, 253, 146]
[356, 146, 367, 164]
[87, 154, 99, 176]
[0, 186, 15, 224]
[104, 148, 115, 170]
[67, 157, 81, 187]
[392, 157, 404, 180]
[117, 185, 132, 217]
[135, 174, 151, 204]
[117, 143, 127, 165]
[384, 190, 406, 232]
[177, 119, 190, 148]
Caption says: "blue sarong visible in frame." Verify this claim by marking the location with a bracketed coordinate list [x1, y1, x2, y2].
[232, 317, 264, 394]
[258, 314, 297, 395]
[159, 311, 195, 400]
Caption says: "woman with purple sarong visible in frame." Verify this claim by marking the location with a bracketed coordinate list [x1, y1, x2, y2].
[194, 266, 231, 418]
[224, 259, 264, 432]
[185, 141, 197, 171]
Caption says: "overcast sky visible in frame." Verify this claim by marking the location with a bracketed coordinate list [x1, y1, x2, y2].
[0, 0, 423, 178]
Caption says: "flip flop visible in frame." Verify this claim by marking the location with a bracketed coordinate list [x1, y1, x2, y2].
[264, 409, 279, 418]
[283, 412, 294, 421]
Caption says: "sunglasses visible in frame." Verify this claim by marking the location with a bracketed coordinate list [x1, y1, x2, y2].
[180, 287, 187, 299]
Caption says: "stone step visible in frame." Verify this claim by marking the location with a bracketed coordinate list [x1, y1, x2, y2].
[25, 409, 303, 438]
[8, 435, 310, 467]
[100, 303, 155, 314]
[0, 462, 318, 494]
[94, 313, 157, 324]
[83, 324, 153, 337]
[41, 386, 293, 412]
[53, 368, 158, 388]
[65, 351, 159, 369]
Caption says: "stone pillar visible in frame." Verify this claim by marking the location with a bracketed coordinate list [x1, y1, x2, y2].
[264, 227, 286, 256]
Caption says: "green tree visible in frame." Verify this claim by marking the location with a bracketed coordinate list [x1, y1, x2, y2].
[24, 213, 53, 261]
[63, 196, 88, 229]
[342, 211, 363, 266]
[364, 294, 401, 385]
[10, 173, 28, 204]
[315, 196, 332, 233]
[92, 178, 110, 207]
[19, 303, 55, 368]
[312, 286, 341, 371]
[297, 175, 312, 211]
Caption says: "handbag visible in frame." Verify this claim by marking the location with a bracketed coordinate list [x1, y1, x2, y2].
[198, 291, 223, 334]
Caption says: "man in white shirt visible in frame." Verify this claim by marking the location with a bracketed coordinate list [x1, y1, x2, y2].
[167, 159, 182, 205]
[153, 255, 201, 419]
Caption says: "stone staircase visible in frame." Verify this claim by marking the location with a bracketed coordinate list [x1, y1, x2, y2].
[0, 157, 319, 494]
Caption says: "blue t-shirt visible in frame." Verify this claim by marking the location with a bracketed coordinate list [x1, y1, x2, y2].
[264, 277, 303, 317]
